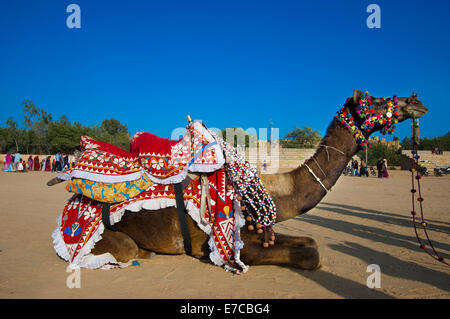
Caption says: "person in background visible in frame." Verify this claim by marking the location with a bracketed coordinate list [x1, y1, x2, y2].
[352, 159, 359, 176]
[27, 155, 33, 171]
[63, 154, 69, 171]
[55, 152, 62, 172]
[4, 154, 13, 172]
[382, 158, 389, 178]
[17, 159, 24, 172]
[45, 156, 51, 171]
[13, 152, 21, 171]
[360, 159, 369, 177]
[33, 155, 40, 171]
[376, 159, 383, 178]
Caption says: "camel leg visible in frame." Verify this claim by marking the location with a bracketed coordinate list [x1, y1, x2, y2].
[240, 240, 321, 270]
[91, 229, 140, 263]
[273, 232, 318, 249]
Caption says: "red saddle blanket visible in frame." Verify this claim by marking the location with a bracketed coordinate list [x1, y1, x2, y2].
[59, 121, 225, 184]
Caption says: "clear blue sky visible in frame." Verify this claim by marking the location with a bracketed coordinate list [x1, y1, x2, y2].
[1, 0, 449, 141]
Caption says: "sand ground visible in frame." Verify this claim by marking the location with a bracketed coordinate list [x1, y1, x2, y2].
[0, 170, 449, 299]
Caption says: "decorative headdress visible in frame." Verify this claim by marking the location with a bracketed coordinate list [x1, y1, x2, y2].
[335, 91, 399, 149]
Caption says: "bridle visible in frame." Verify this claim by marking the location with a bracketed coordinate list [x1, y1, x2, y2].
[335, 92, 400, 150]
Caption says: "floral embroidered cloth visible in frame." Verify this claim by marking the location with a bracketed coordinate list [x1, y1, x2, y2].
[65, 175, 154, 204]
[52, 121, 257, 273]
[52, 169, 247, 273]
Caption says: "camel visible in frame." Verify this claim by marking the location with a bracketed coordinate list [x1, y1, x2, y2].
[58, 89, 429, 271]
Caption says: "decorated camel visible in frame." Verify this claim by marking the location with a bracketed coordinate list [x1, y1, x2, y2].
[50, 89, 427, 273]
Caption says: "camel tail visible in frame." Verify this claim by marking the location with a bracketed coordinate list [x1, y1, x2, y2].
[47, 177, 65, 186]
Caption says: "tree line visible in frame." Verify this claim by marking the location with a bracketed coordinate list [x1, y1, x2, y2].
[400, 133, 450, 151]
[1, 100, 448, 159]
[0, 100, 130, 154]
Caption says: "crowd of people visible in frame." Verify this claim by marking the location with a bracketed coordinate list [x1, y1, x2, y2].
[2, 152, 75, 173]
[431, 147, 443, 155]
[344, 158, 389, 178]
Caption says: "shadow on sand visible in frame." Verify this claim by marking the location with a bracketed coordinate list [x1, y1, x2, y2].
[329, 241, 450, 293]
[309, 203, 450, 257]
[320, 202, 450, 234]
[291, 203, 450, 294]
[288, 267, 395, 299]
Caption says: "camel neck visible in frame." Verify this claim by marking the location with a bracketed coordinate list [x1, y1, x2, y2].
[264, 118, 359, 223]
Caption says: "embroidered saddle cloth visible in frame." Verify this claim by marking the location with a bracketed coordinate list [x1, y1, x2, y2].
[59, 121, 224, 187]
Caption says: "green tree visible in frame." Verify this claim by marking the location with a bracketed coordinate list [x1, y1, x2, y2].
[358, 142, 402, 166]
[6, 118, 19, 152]
[23, 99, 52, 154]
[281, 126, 321, 148]
[400, 132, 450, 151]
[221, 127, 257, 148]
[94, 118, 130, 150]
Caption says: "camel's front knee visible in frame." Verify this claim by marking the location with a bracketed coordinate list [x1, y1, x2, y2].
[91, 229, 139, 263]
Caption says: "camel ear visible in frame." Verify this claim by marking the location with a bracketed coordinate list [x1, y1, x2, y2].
[352, 89, 363, 104]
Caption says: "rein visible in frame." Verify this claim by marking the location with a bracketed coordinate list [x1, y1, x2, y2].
[410, 115, 449, 266]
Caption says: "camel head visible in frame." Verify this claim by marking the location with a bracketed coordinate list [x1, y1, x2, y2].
[336, 89, 428, 149]
[350, 89, 428, 121]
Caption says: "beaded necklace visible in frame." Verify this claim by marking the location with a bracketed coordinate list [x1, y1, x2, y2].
[335, 92, 399, 150]
[208, 130, 277, 229]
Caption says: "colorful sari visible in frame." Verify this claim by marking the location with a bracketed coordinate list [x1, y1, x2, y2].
[34, 156, 40, 171]
[45, 156, 51, 171]
[4, 154, 12, 172]
[28, 156, 33, 171]
[382, 165, 389, 178]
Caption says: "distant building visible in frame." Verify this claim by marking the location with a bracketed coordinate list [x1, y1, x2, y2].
[369, 136, 401, 149]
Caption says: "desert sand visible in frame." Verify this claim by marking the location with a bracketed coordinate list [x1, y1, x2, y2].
[0, 170, 449, 299]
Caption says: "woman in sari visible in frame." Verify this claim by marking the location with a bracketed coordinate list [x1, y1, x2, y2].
[28, 156, 33, 171]
[33, 155, 40, 171]
[45, 156, 51, 171]
[4, 154, 12, 171]
[382, 159, 389, 178]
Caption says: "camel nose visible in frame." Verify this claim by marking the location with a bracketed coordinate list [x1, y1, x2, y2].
[405, 104, 428, 118]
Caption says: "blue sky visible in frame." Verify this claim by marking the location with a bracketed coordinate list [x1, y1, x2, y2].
[1, 0, 449, 141]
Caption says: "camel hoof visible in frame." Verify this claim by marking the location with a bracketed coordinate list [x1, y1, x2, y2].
[138, 249, 156, 259]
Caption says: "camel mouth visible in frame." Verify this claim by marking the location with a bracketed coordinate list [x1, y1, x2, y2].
[404, 104, 428, 118]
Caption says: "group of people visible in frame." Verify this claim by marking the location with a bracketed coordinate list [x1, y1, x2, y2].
[345, 158, 389, 178]
[346, 159, 369, 177]
[431, 147, 443, 155]
[2, 152, 74, 173]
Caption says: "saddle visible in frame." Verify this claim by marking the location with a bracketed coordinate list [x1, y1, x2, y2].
[59, 121, 224, 186]
[58, 121, 225, 255]
[51, 120, 275, 273]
